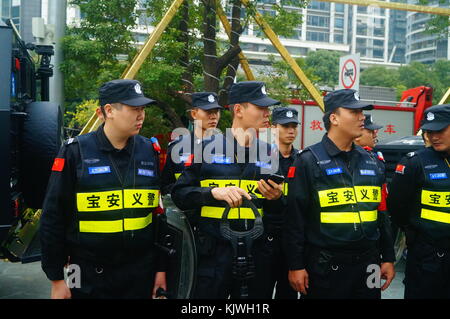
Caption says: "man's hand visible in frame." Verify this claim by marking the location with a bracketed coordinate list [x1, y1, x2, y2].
[380, 262, 395, 291]
[258, 179, 283, 200]
[211, 187, 251, 208]
[51, 280, 71, 299]
[288, 269, 309, 295]
[152, 272, 167, 299]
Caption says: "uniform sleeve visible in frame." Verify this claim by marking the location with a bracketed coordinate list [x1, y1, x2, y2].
[377, 183, 396, 262]
[171, 162, 215, 211]
[283, 153, 312, 270]
[160, 148, 177, 196]
[40, 144, 77, 281]
[387, 155, 421, 228]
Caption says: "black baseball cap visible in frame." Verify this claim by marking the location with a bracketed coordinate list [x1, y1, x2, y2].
[421, 104, 450, 131]
[363, 113, 383, 131]
[229, 81, 280, 107]
[272, 107, 300, 125]
[99, 79, 156, 107]
[324, 89, 373, 112]
[192, 92, 223, 110]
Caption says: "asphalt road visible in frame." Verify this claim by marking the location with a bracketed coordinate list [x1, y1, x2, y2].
[0, 258, 406, 299]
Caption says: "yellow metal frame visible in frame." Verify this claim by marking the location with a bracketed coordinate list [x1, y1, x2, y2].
[439, 87, 450, 105]
[319, 0, 450, 16]
[241, 0, 325, 110]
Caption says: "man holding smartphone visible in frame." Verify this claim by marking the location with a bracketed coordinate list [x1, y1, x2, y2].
[171, 81, 284, 299]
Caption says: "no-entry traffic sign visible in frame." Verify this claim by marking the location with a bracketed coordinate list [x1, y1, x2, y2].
[338, 53, 360, 91]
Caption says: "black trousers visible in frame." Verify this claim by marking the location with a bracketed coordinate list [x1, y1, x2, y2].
[302, 246, 381, 299]
[404, 240, 450, 299]
[69, 256, 156, 299]
[252, 230, 298, 299]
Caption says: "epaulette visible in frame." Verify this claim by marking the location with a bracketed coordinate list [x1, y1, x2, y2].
[167, 135, 183, 148]
[65, 137, 77, 146]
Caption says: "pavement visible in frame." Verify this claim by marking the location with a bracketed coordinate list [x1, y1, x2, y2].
[0, 258, 406, 299]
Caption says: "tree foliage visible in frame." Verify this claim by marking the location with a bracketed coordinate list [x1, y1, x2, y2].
[361, 60, 450, 103]
[62, 0, 306, 137]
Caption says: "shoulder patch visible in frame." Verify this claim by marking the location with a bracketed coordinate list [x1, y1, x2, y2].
[287, 166, 296, 178]
[150, 137, 161, 153]
[51, 158, 65, 172]
[395, 164, 406, 175]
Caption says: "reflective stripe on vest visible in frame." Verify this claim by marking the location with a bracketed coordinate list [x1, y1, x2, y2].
[421, 208, 450, 224]
[318, 186, 381, 208]
[421, 189, 450, 208]
[201, 206, 263, 219]
[320, 210, 377, 224]
[283, 183, 288, 196]
[200, 179, 265, 199]
[77, 189, 160, 212]
[79, 212, 153, 233]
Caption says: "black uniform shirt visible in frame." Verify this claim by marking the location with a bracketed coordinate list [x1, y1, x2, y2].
[161, 133, 202, 196]
[388, 147, 450, 229]
[284, 135, 395, 270]
[40, 124, 163, 281]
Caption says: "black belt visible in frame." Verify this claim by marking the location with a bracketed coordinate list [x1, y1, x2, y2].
[416, 233, 450, 251]
[308, 244, 379, 264]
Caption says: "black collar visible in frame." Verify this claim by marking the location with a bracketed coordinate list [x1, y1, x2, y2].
[279, 145, 297, 159]
[322, 134, 355, 158]
[95, 124, 134, 155]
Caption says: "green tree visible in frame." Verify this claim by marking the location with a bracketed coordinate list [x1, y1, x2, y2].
[361, 66, 400, 87]
[303, 50, 342, 87]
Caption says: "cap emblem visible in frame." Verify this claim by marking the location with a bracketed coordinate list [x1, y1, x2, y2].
[286, 111, 293, 118]
[427, 112, 435, 121]
[261, 86, 267, 95]
[208, 94, 215, 103]
[354, 92, 360, 101]
[134, 83, 142, 94]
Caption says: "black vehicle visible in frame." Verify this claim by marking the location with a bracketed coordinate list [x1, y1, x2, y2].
[0, 19, 62, 263]
[375, 135, 426, 263]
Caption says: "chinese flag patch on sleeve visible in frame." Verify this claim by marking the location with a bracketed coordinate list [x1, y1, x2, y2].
[395, 164, 405, 175]
[287, 166, 296, 178]
[51, 158, 65, 172]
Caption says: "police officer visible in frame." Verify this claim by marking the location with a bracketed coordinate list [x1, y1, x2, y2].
[260, 107, 300, 299]
[388, 104, 450, 299]
[161, 92, 223, 196]
[284, 89, 395, 299]
[40, 79, 167, 299]
[171, 81, 284, 299]
[355, 114, 396, 283]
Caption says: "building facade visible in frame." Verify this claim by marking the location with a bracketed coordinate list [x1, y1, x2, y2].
[405, 0, 450, 64]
